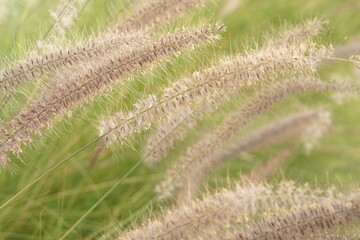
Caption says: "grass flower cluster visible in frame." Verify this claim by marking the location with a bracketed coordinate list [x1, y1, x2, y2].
[0, 0, 360, 239]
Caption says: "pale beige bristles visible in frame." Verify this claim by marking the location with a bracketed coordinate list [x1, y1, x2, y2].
[247, 148, 293, 183]
[140, 35, 330, 166]
[216, 109, 330, 164]
[143, 105, 197, 167]
[96, 24, 225, 146]
[231, 192, 360, 240]
[120, 182, 330, 240]
[268, 18, 326, 47]
[114, 0, 210, 32]
[99, 42, 331, 147]
[37, 0, 87, 51]
[156, 78, 357, 200]
[0, 24, 223, 165]
[143, 95, 223, 167]
[176, 109, 330, 201]
[0, 31, 149, 92]
[351, 55, 360, 69]
[301, 110, 332, 153]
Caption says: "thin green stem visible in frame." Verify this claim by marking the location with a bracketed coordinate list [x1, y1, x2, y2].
[0, 136, 102, 211]
[42, 0, 74, 40]
[59, 155, 146, 240]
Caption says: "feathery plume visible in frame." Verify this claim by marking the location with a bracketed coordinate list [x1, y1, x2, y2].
[247, 148, 293, 183]
[330, 69, 360, 105]
[301, 110, 332, 153]
[114, 0, 210, 32]
[121, 182, 330, 240]
[0, 31, 148, 92]
[37, 0, 87, 51]
[175, 109, 330, 201]
[143, 95, 223, 167]
[97, 23, 224, 145]
[269, 18, 326, 47]
[232, 192, 360, 240]
[0, 24, 223, 165]
[216, 109, 331, 163]
[141, 40, 329, 166]
[156, 78, 357, 200]
[143, 105, 197, 167]
[100, 42, 331, 146]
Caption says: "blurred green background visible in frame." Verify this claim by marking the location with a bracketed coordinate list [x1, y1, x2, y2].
[0, 0, 360, 239]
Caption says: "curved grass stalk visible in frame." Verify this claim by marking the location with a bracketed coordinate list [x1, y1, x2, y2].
[120, 182, 332, 240]
[0, 136, 102, 210]
[113, 0, 210, 32]
[100, 42, 330, 146]
[233, 193, 360, 240]
[0, 24, 223, 164]
[0, 31, 148, 92]
[156, 78, 357, 200]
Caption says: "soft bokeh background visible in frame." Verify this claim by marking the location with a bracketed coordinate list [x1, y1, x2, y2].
[0, 0, 360, 239]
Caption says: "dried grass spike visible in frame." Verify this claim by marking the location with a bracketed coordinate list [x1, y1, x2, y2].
[0, 31, 148, 92]
[216, 109, 330, 164]
[1, 24, 224, 164]
[101, 42, 331, 148]
[234, 193, 360, 240]
[115, 0, 210, 32]
[269, 18, 326, 46]
[302, 110, 332, 153]
[247, 148, 293, 183]
[143, 105, 196, 167]
[156, 78, 357, 200]
[122, 182, 329, 240]
[37, 0, 87, 51]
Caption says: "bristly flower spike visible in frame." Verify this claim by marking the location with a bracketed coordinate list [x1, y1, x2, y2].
[0, 24, 224, 165]
[121, 182, 331, 240]
[156, 78, 358, 200]
[114, 0, 211, 32]
[0, 31, 149, 92]
[99, 42, 332, 147]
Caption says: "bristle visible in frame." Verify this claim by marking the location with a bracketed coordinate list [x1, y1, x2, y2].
[269, 18, 326, 46]
[247, 148, 293, 183]
[0, 24, 223, 164]
[174, 109, 331, 200]
[233, 192, 360, 240]
[351, 55, 360, 69]
[143, 105, 197, 167]
[114, 0, 210, 32]
[37, 0, 86, 51]
[0, 31, 148, 92]
[97, 24, 224, 146]
[156, 78, 357, 200]
[121, 182, 329, 240]
[216, 109, 330, 163]
[100, 42, 330, 146]
[301, 110, 332, 153]
[143, 94, 224, 167]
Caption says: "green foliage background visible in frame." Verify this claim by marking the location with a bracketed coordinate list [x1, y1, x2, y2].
[0, 0, 360, 239]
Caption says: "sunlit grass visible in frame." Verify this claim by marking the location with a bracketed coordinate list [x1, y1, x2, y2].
[0, 0, 359, 239]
